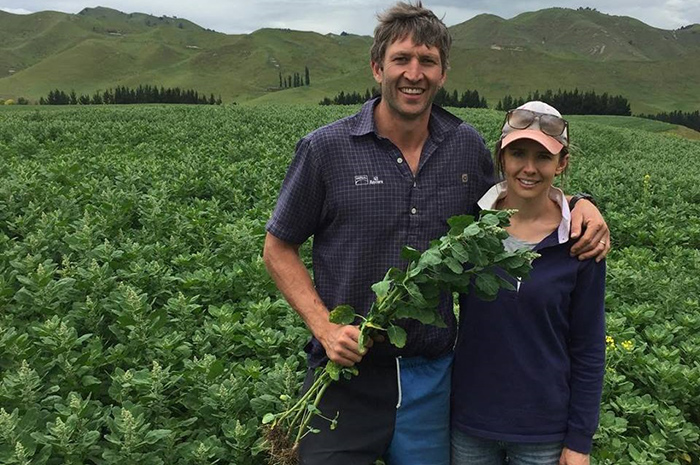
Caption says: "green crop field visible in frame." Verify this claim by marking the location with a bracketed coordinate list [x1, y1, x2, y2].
[0, 105, 698, 465]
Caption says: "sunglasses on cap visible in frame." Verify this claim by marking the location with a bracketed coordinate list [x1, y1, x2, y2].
[505, 109, 569, 138]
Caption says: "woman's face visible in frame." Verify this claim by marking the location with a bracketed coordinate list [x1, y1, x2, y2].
[501, 139, 568, 200]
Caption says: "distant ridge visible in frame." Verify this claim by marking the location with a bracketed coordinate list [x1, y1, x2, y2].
[1, 6, 699, 113]
[451, 8, 700, 61]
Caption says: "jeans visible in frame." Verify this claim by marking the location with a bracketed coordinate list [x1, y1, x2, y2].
[451, 429, 563, 465]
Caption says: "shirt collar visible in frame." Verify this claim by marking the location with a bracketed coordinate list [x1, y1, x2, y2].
[350, 97, 462, 140]
[477, 181, 571, 245]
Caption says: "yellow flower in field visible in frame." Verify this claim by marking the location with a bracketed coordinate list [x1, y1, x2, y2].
[605, 335, 616, 350]
[621, 340, 634, 351]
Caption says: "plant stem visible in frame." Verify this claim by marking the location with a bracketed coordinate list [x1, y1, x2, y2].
[275, 371, 326, 426]
[294, 372, 331, 444]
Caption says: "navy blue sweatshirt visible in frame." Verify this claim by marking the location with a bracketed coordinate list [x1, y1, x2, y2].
[451, 184, 606, 454]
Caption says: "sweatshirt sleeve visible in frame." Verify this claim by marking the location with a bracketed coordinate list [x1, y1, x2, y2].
[564, 258, 606, 454]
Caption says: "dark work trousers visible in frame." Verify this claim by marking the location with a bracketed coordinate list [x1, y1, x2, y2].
[297, 361, 398, 465]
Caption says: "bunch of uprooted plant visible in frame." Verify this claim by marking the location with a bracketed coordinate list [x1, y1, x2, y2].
[263, 210, 539, 465]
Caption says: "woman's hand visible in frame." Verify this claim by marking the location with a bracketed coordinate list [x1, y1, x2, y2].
[559, 447, 589, 465]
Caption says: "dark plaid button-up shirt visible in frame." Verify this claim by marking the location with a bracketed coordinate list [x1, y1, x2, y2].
[267, 98, 494, 368]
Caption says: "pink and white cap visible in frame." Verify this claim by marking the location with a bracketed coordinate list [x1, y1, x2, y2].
[501, 101, 569, 155]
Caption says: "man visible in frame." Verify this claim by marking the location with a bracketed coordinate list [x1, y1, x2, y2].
[263, 2, 610, 464]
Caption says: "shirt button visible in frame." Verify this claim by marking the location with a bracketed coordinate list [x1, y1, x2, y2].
[397, 157, 403, 164]
[411, 207, 417, 215]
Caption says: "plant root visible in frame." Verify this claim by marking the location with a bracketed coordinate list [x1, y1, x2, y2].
[265, 425, 299, 465]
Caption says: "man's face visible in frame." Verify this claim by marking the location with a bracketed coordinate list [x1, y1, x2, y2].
[371, 35, 446, 121]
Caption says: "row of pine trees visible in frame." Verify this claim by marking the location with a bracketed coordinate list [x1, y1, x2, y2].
[638, 110, 700, 132]
[39, 85, 222, 105]
[319, 87, 487, 108]
[279, 67, 310, 89]
[495, 89, 631, 116]
[319, 87, 629, 115]
[28, 82, 698, 133]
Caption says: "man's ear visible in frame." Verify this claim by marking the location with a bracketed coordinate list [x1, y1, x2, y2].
[439, 69, 447, 88]
[371, 60, 383, 84]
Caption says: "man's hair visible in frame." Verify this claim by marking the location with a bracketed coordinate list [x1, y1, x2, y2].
[370, 1, 452, 72]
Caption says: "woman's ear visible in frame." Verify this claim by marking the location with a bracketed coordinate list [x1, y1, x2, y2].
[556, 153, 570, 175]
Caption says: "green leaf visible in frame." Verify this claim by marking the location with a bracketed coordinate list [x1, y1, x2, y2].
[431, 314, 447, 328]
[474, 273, 501, 300]
[447, 214, 475, 235]
[419, 282, 441, 306]
[443, 257, 463, 274]
[328, 305, 355, 325]
[394, 305, 436, 325]
[466, 241, 487, 266]
[497, 275, 516, 291]
[306, 404, 321, 415]
[262, 413, 276, 425]
[325, 361, 342, 381]
[418, 248, 442, 267]
[207, 360, 224, 380]
[449, 242, 470, 263]
[400, 246, 422, 261]
[143, 429, 172, 444]
[403, 282, 427, 307]
[462, 222, 481, 237]
[479, 212, 501, 226]
[386, 325, 407, 348]
[628, 444, 642, 461]
[371, 280, 391, 299]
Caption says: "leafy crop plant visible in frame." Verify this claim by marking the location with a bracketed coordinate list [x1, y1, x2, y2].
[263, 210, 539, 464]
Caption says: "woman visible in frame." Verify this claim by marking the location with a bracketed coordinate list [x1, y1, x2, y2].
[451, 101, 606, 465]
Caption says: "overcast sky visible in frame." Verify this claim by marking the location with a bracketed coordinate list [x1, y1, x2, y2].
[2, 1, 699, 35]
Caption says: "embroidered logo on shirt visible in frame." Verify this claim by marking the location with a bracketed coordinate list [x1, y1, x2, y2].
[355, 175, 384, 186]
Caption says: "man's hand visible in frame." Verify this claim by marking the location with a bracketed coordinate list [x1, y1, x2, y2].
[264, 233, 375, 367]
[559, 447, 589, 465]
[569, 199, 610, 262]
[317, 323, 373, 367]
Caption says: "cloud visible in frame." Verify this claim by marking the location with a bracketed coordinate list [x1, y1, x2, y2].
[1, 7, 33, 14]
[0, 0, 698, 34]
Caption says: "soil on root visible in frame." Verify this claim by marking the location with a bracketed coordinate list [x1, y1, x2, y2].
[265, 425, 299, 465]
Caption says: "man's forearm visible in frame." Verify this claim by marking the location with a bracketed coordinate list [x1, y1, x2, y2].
[262, 233, 331, 339]
[263, 233, 366, 366]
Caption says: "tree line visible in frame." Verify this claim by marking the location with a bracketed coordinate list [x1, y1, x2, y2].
[433, 88, 487, 108]
[638, 110, 700, 132]
[39, 85, 223, 105]
[279, 67, 310, 89]
[319, 87, 487, 108]
[319, 88, 380, 105]
[495, 89, 631, 115]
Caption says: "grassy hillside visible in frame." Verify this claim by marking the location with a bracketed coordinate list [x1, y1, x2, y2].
[0, 6, 698, 113]
[567, 115, 700, 140]
[451, 8, 700, 61]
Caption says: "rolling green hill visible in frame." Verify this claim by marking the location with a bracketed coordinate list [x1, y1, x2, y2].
[451, 8, 700, 61]
[0, 6, 698, 113]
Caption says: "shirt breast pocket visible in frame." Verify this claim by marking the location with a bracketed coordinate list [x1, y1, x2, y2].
[328, 181, 405, 224]
[436, 182, 473, 225]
